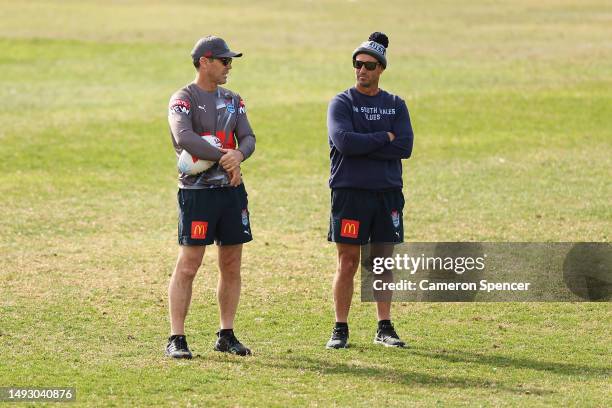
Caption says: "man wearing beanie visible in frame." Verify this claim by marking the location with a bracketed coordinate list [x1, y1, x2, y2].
[326, 32, 414, 349]
[166, 36, 255, 358]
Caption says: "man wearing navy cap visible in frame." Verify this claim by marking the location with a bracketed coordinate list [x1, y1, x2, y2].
[326, 32, 414, 349]
[166, 36, 255, 358]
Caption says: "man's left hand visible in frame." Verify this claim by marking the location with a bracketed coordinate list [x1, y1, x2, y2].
[228, 166, 242, 187]
[219, 149, 244, 172]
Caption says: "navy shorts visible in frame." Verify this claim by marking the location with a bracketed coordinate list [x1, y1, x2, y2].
[177, 184, 252, 246]
[328, 188, 404, 245]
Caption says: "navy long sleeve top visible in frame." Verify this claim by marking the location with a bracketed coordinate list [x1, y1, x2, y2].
[327, 87, 414, 190]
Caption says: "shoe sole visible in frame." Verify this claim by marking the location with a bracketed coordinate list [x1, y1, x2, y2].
[326, 342, 349, 349]
[165, 352, 193, 359]
[213, 346, 251, 356]
[374, 339, 406, 348]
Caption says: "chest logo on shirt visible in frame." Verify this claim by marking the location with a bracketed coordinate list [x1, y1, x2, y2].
[352, 106, 396, 121]
[226, 103, 235, 114]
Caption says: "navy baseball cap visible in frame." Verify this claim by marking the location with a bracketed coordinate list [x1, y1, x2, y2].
[191, 36, 243, 61]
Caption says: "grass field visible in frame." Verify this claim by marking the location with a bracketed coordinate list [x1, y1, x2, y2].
[0, 0, 610, 406]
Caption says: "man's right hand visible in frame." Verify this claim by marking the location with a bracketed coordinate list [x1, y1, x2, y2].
[228, 166, 242, 187]
[219, 148, 244, 173]
[387, 132, 396, 142]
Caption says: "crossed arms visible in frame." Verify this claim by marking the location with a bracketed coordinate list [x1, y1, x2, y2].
[327, 97, 413, 160]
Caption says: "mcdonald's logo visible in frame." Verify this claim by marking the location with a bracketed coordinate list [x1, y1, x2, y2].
[191, 221, 208, 239]
[340, 219, 360, 239]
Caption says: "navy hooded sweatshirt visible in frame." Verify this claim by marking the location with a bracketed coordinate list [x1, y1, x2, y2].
[327, 87, 414, 190]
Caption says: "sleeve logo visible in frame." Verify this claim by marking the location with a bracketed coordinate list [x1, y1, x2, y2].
[238, 98, 246, 114]
[170, 99, 191, 115]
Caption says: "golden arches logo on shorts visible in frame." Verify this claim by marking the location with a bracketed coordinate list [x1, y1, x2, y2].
[340, 219, 360, 239]
[191, 221, 208, 239]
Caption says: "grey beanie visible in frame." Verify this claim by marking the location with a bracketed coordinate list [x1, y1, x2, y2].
[352, 32, 389, 68]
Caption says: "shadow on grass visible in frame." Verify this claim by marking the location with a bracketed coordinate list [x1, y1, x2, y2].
[218, 353, 554, 396]
[409, 348, 611, 378]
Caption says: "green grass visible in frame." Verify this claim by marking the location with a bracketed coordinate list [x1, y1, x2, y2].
[0, 0, 610, 406]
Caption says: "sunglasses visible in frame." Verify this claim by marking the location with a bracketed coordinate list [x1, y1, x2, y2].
[208, 57, 233, 66]
[353, 60, 379, 71]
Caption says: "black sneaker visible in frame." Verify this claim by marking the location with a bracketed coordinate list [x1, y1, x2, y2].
[326, 326, 349, 349]
[214, 330, 252, 356]
[165, 335, 193, 359]
[374, 322, 406, 348]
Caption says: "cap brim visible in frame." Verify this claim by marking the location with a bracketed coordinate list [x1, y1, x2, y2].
[216, 51, 242, 58]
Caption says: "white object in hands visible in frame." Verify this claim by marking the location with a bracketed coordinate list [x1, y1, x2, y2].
[177, 135, 223, 175]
